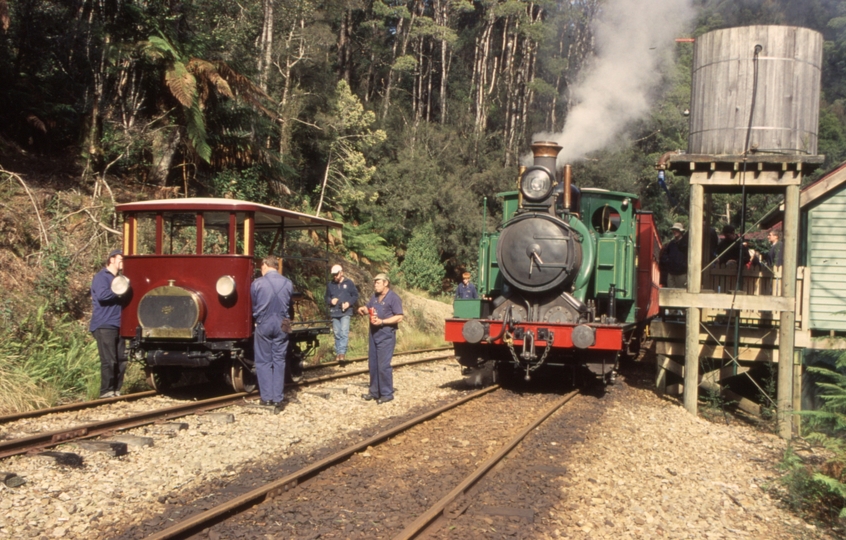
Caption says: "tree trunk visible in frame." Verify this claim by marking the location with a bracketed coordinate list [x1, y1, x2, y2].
[337, 9, 351, 84]
[257, 0, 274, 93]
[149, 127, 182, 186]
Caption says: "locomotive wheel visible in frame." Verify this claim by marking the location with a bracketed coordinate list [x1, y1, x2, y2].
[145, 367, 179, 393]
[231, 362, 257, 393]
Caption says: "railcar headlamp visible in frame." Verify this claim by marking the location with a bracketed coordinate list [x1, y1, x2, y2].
[520, 166, 554, 202]
[216, 275, 236, 298]
[111, 275, 130, 296]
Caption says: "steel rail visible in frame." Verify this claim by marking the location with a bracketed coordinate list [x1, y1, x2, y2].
[0, 346, 453, 425]
[0, 391, 158, 424]
[144, 386, 500, 540]
[392, 389, 580, 540]
[0, 352, 455, 459]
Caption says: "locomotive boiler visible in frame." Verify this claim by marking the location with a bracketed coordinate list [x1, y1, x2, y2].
[445, 142, 662, 384]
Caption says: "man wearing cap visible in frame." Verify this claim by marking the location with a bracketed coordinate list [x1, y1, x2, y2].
[660, 223, 688, 289]
[325, 264, 359, 362]
[357, 274, 403, 404]
[90, 248, 126, 399]
[455, 272, 479, 299]
[717, 225, 751, 267]
[251, 255, 294, 413]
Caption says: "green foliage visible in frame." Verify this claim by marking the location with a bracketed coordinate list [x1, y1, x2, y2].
[779, 351, 846, 522]
[35, 238, 74, 314]
[316, 80, 387, 215]
[0, 304, 100, 411]
[400, 223, 444, 294]
[209, 165, 269, 202]
[337, 220, 395, 265]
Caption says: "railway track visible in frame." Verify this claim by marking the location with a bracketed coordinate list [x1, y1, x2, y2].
[0, 346, 451, 425]
[0, 348, 453, 459]
[139, 388, 580, 540]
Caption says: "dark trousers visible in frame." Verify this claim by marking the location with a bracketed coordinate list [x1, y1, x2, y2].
[368, 330, 395, 399]
[254, 323, 288, 403]
[93, 327, 126, 396]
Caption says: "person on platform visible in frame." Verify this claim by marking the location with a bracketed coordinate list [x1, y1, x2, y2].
[765, 228, 784, 268]
[659, 223, 688, 289]
[357, 274, 404, 404]
[90, 248, 126, 399]
[325, 264, 359, 362]
[717, 224, 751, 267]
[250, 255, 293, 413]
[455, 271, 479, 299]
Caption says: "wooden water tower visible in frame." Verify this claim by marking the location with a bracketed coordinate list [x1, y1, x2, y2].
[658, 26, 824, 438]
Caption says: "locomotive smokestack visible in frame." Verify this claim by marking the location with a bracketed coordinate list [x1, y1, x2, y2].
[531, 141, 563, 174]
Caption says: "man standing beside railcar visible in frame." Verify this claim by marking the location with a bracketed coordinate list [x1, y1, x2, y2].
[325, 264, 359, 362]
[251, 255, 293, 413]
[357, 274, 403, 404]
[90, 249, 126, 399]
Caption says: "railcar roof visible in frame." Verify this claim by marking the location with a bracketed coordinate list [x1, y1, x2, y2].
[115, 198, 341, 230]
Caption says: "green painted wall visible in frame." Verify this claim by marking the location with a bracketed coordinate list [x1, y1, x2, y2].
[808, 188, 846, 331]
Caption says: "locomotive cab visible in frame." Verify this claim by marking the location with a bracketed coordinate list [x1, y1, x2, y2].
[113, 198, 341, 393]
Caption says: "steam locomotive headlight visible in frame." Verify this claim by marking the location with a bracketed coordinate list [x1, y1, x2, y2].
[216, 275, 236, 298]
[520, 167, 554, 202]
[111, 275, 130, 296]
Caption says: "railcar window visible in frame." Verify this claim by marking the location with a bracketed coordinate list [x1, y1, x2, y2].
[135, 213, 158, 255]
[202, 212, 230, 254]
[163, 213, 198, 254]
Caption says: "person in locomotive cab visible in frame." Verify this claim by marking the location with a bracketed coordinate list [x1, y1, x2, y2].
[325, 264, 359, 362]
[357, 274, 403, 404]
[455, 272, 478, 299]
[659, 223, 688, 289]
[90, 248, 126, 399]
[251, 255, 294, 413]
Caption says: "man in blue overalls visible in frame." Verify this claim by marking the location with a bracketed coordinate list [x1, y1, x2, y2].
[358, 273, 404, 404]
[251, 255, 293, 413]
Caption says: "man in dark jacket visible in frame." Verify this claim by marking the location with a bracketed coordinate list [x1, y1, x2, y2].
[660, 223, 688, 288]
[90, 248, 126, 399]
[455, 272, 479, 299]
[251, 255, 293, 412]
[325, 265, 359, 362]
[717, 225, 751, 266]
[765, 229, 784, 268]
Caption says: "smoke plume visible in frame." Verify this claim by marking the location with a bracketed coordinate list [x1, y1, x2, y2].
[530, 0, 695, 166]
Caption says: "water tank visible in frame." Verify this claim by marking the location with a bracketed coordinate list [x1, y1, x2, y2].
[689, 25, 822, 156]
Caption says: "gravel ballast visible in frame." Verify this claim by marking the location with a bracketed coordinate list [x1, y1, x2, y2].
[0, 359, 837, 539]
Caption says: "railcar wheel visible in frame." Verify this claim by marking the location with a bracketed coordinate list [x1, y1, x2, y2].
[286, 350, 304, 384]
[145, 367, 179, 392]
[231, 362, 257, 393]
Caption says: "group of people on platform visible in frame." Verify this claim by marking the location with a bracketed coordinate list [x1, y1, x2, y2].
[658, 222, 784, 289]
[89, 254, 405, 411]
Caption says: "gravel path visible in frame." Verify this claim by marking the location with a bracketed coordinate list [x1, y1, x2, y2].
[0, 358, 837, 539]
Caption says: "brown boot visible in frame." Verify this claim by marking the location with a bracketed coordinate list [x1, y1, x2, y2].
[339, 354, 345, 362]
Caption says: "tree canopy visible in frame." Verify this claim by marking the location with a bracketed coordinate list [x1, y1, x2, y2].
[2, 0, 846, 283]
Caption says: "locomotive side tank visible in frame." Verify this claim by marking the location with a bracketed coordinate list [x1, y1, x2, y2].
[445, 143, 661, 384]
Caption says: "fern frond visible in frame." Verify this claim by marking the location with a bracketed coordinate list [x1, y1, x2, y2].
[187, 58, 234, 99]
[186, 102, 211, 163]
[165, 62, 197, 108]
